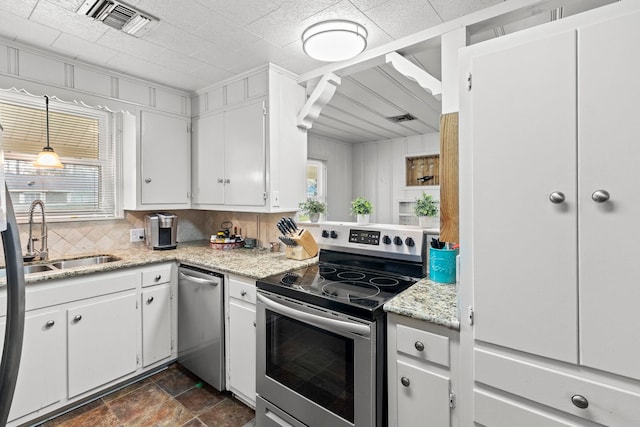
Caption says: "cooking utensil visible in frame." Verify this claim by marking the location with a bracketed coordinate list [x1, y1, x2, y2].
[280, 217, 294, 234]
[431, 238, 445, 249]
[279, 236, 297, 247]
[276, 222, 288, 236]
[287, 217, 298, 231]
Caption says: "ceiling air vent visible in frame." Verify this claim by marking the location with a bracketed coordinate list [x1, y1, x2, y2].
[386, 113, 417, 123]
[77, 0, 156, 36]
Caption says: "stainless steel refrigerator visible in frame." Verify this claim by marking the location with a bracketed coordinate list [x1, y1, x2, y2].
[0, 123, 27, 426]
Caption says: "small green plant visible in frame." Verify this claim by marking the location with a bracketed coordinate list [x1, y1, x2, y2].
[298, 198, 326, 214]
[350, 197, 373, 215]
[414, 193, 439, 217]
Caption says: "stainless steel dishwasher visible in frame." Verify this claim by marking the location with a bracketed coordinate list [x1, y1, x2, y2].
[178, 263, 225, 391]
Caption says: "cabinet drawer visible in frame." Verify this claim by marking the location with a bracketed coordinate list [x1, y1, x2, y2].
[397, 323, 450, 367]
[474, 390, 590, 427]
[475, 348, 640, 426]
[229, 279, 256, 303]
[142, 264, 172, 287]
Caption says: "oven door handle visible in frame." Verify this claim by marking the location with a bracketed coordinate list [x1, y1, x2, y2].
[257, 294, 371, 338]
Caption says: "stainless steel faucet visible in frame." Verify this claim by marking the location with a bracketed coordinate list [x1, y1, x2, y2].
[25, 199, 48, 261]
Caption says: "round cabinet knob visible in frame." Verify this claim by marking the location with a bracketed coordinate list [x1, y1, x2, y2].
[330, 231, 338, 239]
[73, 315, 82, 322]
[383, 235, 392, 245]
[571, 394, 589, 409]
[321, 230, 329, 238]
[241, 290, 247, 296]
[549, 191, 565, 204]
[400, 377, 411, 387]
[591, 190, 610, 203]
[405, 237, 415, 247]
[147, 296, 154, 304]
[144, 178, 152, 184]
[414, 341, 425, 352]
[45, 320, 55, 328]
[155, 274, 162, 281]
[393, 236, 403, 246]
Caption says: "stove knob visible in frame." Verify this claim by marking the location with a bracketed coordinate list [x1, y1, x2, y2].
[405, 237, 415, 247]
[321, 230, 329, 238]
[393, 236, 403, 246]
[330, 230, 338, 239]
[383, 235, 392, 245]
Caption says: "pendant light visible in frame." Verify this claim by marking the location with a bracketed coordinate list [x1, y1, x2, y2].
[34, 95, 63, 168]
[302, 20, 368, 62]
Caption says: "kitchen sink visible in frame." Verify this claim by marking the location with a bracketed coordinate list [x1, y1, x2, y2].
[50, 255, 120, 270]
[0, 264, 54, 279]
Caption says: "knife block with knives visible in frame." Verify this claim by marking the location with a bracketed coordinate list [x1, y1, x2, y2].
[276, 217, 319, 260]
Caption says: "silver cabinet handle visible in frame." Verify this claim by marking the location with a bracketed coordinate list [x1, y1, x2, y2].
[224, 179, 231, 184]
[155, 274, 162, 281]
[73, 315, 82, 322]
[571, 394, 589, 409]
[401, 377, 410, 387]
[241, 290, 247, 296]
[147, 296, 154, 304]
[144, 178, 152, 184]
[217, 178, 224, 183]
[414, 341, 425, 352]
[549, 192, 565, 204]
[45, 320, 55, 328]
[179, 272, 220, 285]
[591, 190, 610, 203]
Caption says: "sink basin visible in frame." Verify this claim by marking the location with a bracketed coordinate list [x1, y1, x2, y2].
[50, 255, 120, 270]
[0, 264, 54, 279]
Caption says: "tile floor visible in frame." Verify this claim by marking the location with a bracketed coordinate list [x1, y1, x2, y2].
[39, 364, 255, 427]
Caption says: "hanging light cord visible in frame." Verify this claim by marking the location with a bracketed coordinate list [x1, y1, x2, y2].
[45, 95, 51, 150]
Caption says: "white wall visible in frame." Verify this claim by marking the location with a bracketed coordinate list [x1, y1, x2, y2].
[307, 133, 353, 222]
[352, 133, 440, 224]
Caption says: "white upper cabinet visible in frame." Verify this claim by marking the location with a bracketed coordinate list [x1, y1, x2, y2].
[192, 64, 307, 212]
[122, 110, 191, 210]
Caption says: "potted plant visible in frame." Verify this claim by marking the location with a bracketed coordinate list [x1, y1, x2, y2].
[350, 197, 373, 225]
[414, 192, 439, 228]
[298, 198, 326, 222]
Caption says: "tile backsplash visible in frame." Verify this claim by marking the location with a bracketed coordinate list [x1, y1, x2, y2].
[15, 210, 297, 260]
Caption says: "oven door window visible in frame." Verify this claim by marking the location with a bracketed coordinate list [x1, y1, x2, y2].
[265, 310, 355, 423]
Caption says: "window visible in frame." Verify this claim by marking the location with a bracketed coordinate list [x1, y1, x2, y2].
[299, 159, 326, 221]
[0, 91, 117, 221]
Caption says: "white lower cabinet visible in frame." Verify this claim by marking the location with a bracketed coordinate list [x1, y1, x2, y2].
[0, 309, 65, 423]
[387, 313, 459, 427]
[225, 275, 257, 407]
[141, 284, 173, 367]
[0, 262, 178, 427]
[67, 292, 139, 398]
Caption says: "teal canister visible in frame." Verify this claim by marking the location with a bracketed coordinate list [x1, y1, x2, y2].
[429, 247, 458, 284]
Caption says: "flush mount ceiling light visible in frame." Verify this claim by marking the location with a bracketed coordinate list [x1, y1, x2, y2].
[34, 96, 63, 169]
[302, 20, 368, 62]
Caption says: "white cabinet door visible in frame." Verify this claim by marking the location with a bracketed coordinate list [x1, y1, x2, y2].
[228, 296, 256, 406]
[396, 360, 450, 427]
[192, 112, 225, 205]
[0, 309, 65, 422]
[224, 100, 266, 206]
[142, 284, 172, 367]
[140, 110, 190, 205]
[470, 31, 578, 363]
[67, 292, 138, 398]
[578, 10, 640, 381]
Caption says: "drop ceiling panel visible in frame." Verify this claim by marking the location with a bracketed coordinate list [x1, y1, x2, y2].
[30, 0, 109, 43]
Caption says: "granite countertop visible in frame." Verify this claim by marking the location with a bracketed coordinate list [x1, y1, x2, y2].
[3, 240, 459, 329]
[384, 279, 460, 331]
[2, 240, 318, 284]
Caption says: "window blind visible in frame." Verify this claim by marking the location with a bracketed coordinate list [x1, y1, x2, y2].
[0, 95, 116, 221]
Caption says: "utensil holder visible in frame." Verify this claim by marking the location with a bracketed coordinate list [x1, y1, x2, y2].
[291, 229, 319, 257]
[429, 247, 458, 284]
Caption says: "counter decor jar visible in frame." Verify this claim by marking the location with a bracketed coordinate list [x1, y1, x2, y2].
[429, 247, 458, 284]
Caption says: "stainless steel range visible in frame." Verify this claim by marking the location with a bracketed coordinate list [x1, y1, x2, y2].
[256, 222, 436, 427]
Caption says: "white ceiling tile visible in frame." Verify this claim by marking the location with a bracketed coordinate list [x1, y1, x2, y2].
[364, 0, 443, 38]
[192, 17, 262, 49]
[348, 0, 392, 13]
[193, 0, 280, 26]
[51, 32, 119, 64]
[0, 0, 37, 18]
[96, 28, 163, 59]
[148, 47, 211, 75]
[428, 0, 504, 22]
[54, 0, 86, 13]
[134, 0, 213, 32]
[30, 0, 109, 43]
[0, 10, 60, 46]
[142, 22, 211, 55]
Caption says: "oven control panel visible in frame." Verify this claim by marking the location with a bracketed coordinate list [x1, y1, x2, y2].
[348, 229, 380, 245]
[303, 221, 437, 261]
